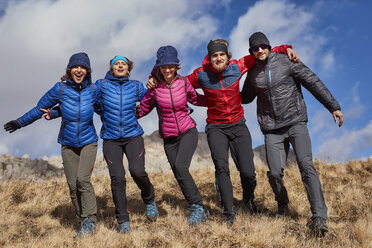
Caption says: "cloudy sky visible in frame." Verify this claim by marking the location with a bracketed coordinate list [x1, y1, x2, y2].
[0, 0, 371, 162]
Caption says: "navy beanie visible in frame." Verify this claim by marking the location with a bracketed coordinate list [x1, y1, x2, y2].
[67, 52, 91, 70]
[249, 32, 271, 54]
[156, 46, 180, 67]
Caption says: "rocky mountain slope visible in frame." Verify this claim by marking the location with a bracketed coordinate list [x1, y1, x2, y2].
[0, 131, 280, 181]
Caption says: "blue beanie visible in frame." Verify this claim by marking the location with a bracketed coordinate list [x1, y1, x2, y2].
[67, 52, 91, 70]
[156, 45, 180, 67]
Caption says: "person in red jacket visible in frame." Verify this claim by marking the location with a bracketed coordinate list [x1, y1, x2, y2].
[148, 39, 298, 225]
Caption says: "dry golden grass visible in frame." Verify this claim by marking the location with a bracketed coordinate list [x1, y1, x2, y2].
[0, 159, 371, 248]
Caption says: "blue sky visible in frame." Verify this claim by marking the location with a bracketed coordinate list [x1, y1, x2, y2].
[0, 0, 371, 161]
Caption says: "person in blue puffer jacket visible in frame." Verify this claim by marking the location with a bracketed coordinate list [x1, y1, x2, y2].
[95, 55, 157, 233]
[3, 52, 99, 237]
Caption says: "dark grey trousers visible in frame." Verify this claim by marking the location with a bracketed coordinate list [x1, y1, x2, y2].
[264, 122, 327, 219]
[61, 142, 98, 222]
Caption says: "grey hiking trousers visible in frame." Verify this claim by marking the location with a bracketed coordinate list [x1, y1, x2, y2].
[61, 142, 97, 222]
[264, 122, 327, 219]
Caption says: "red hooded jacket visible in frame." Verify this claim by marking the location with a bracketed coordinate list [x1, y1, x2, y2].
[186, 45, 291, 124]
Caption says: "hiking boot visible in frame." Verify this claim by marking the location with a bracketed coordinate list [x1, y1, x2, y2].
[77, 217, 96, 237]
[118, 221, 131, 234]
[224, 212, 236, 226]
[245, 199, 261, 215]
[187, 204, 209, 226]
[309, 217, 328, 236]
[146, 201, 158, 221]
[275, 203, 289, 218]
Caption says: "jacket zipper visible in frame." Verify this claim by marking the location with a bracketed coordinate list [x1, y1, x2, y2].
[120, 85, 123, 137]
[169, 85, 181, 135]
[219, 73, 231, 122]
[267, 64, 276, 129]
[78, 88, 81, 146]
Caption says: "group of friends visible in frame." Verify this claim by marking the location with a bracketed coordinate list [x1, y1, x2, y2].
[4, 32, 343, 237]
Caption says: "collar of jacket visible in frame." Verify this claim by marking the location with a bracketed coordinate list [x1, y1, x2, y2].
[64, 76, 91, 91]
[255, 52, 274, 68]
[159, 74, 181, 88]
[104, 71, 129, 84]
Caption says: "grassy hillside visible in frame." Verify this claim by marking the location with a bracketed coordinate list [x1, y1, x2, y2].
[0, 159, 371, 247]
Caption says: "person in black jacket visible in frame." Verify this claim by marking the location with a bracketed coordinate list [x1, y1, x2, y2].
[241, 32, 344, 236]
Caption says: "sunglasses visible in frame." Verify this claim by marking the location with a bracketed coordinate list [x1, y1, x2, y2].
[251, 44, 269, 52]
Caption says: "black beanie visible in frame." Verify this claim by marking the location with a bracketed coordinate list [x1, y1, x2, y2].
[249, 32, 271, 54]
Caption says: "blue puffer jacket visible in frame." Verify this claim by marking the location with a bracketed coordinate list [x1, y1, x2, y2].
[17, 77, 99, 147]
[96, 72, 147, 139]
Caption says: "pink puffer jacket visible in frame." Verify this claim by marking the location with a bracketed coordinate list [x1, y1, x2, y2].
[137, 75, 206, 139]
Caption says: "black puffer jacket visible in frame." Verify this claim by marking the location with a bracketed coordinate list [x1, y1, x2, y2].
[241, 52, 340, 132]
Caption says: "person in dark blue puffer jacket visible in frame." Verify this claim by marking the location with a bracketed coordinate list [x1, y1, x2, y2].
[3, 52, 99, 237]
[95, 55, 157, 233]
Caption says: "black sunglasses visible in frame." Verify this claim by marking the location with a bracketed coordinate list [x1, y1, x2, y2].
[251, 44, 269, 52]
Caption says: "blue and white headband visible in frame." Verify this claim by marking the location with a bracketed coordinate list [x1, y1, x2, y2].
[111, 56, 128, 68]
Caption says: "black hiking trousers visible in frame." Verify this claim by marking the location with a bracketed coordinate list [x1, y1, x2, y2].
[163, 127, 203, 206]
[206, 118, 257, 214]
[103, 135, 155, 223]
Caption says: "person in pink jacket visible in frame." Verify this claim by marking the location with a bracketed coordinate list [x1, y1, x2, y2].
[137, 45, 209, 226]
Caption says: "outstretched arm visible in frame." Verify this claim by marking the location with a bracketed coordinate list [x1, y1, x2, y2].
[4, 83, 60, 133]
[291, 61, 343, 126]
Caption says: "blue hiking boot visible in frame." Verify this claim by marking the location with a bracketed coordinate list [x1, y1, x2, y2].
[118, 221, 131, 233]
[146, 201, 158, 221]
[187, 204, 209, 226]
[77, 217, 96, 237]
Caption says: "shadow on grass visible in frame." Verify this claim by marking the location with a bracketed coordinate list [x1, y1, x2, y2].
[51, 203, 78, 229]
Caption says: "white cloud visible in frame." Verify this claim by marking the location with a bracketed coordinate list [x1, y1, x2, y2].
[228, 0, 336, 69]
[343, 81, 365, 119]
[320, 51, 336, 75]
[0, 0, 218, 157]
[228, 0, 340, 147]
[316, 120, 372, 162]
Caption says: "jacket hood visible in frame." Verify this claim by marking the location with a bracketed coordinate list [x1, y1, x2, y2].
[104, 71, 129, 83]
[64, 73, 92, 91]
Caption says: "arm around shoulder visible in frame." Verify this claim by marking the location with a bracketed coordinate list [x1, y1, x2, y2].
[241, 75, 256, 104]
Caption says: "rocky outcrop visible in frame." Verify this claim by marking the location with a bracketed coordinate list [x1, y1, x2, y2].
[1, 131, 268, 181]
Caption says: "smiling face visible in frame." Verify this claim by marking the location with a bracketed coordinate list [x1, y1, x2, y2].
[160, 65, 177, 83]
[112, 60, 129, 78]
[252, 45, 270, 61]
[210, 51, 229, 73]
[70, 66, 87, 84]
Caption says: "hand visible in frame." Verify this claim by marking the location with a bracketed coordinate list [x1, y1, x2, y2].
[4, 120, 21, 133]
[40, 108, 51, 120]
[287, 48, 300, 62]
[332, 110, 344, 127]
[146, 77, 158, 89]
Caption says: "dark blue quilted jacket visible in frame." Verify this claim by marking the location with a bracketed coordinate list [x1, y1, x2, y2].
[96, 72, 147, 139]
[17, 77, 99, 147]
